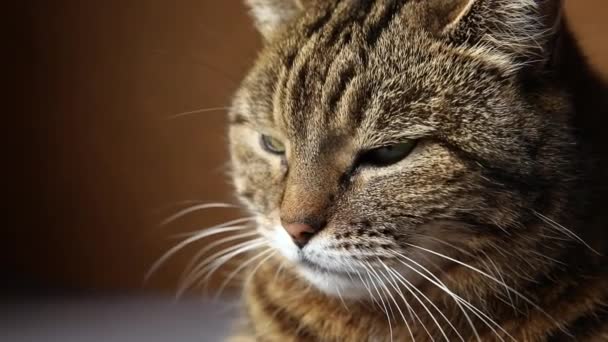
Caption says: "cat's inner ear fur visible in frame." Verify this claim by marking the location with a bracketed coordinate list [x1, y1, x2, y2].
[245, 0, 306, 40]
[425, 0, 564, 69]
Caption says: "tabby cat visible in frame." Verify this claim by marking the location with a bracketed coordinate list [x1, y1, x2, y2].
[227, 0, 608, 340]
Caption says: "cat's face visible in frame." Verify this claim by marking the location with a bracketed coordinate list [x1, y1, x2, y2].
[230, 0, 573, 297]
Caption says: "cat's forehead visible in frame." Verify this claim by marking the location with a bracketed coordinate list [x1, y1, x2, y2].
[242, 44, 481, 134]
[234, 0, 509, 150]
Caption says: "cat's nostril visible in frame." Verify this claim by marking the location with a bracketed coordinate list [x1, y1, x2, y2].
[283, 222, 318, 248]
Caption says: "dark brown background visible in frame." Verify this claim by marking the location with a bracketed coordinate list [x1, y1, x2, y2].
[10, 1, 607, 294]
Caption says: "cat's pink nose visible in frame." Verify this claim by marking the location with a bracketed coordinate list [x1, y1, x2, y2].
[282, 222, 318, 248]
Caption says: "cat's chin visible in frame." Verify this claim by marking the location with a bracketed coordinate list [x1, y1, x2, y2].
[295, 263, 372, 299]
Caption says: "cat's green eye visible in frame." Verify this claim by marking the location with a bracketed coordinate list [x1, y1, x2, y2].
[260, 134, 286, 155]
[358, 141, 417, 167]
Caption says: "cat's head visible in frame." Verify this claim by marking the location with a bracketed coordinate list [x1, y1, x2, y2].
[230, 0, 575, 298]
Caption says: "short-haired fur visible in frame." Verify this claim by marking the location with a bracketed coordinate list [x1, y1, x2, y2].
[228, 0, 608, 340]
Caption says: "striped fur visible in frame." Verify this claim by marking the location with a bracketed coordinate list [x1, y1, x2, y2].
[228, 0, 608, 340]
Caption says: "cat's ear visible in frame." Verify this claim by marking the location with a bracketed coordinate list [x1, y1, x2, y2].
[419, 0, 477, 33]
[244, 0, 307, 40]
[425, 0, 563, 66]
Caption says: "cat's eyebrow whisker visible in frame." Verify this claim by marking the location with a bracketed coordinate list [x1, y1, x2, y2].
[160, 202, 241, 227]
[381, 260, 459, 342]
[165, 106, 233, 120]
[534, 210, 601, 255]
[402, 243, 571, 337]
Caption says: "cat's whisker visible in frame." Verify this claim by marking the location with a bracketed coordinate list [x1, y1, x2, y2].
[177, 222, 256, 268]
[402, 243, 570, 338]
[146, 220, 253, 281]
[365, 262, 401, 324]
[213, 248, 275, 299]
[160, 202, 241, 227]
[244, 248, 278, 291]
[534, 211, 601, 255]
[479, 249, 517, 313]
[361, 262, 394, 342]
[343, 263, 357, 285]
[381, 260, 458, 342]
[363, 267, 387, 310]
[376, 262, 419, 342]
[399, 262, 499, 341]
[272, 258, 288, 284]
[179, 229, 259, 284]
[484, 241, 537, 285]
[348, 263, 380, 307]
[176, 238, 262, 298]
[165, 106, 232, 120]
[151, 200, 208, 215]
[389, 250, 484, 342]
[173, 219, 254, 239]
[528, 250, 567, 266]
[391, 272, 444, 342]
[196, 239, 268, 290]
[334, 282, 350, 312]
[539, 232, 573, 243]
[374, 271, 416, 342]
[405, 242, 544, 306]
[428, 237, 517, 312]
[352, 264, 385, 320]
[178, 238, 265, 296]
[392, 250, 520, 342]
[387, 265, 456, 342]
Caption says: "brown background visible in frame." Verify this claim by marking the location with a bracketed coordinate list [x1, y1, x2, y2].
[10, 1, 607, 294]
